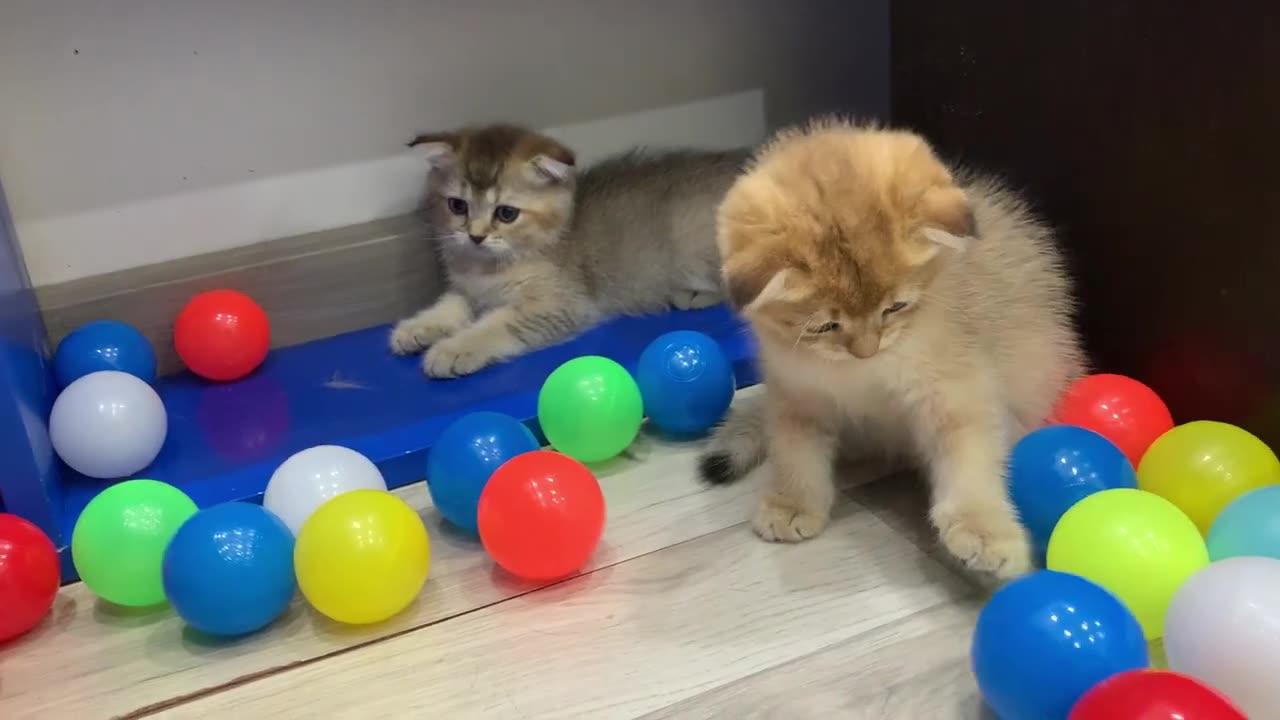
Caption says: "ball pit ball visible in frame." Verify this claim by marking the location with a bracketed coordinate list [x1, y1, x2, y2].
[635, 330, 735, 436]
[1068, 669, 1245, 720]
[426, 412, 539, 534]
[1052, 373, 1173, 468]
[49, 370, 168, 479]
[263, 445, 388, 535]
[0, 514, 61, 643]
[1137, 420, 1280, 535]
[478, 450, 605, 581]
[162, 503, 296, 637]
[174, 289, 270, 381]
[1046, 488, 1208, 640]
[537, 355, 642, 463]
[72, 479, 198, 607]
[53, 319, 156, 388]
[294, 490, 430, 625]
[971, 570, 1148, 720]
[1164, 556, 1280, 718]
[1207, 485, 1280, 561]
[1008, 425, 1136, 552]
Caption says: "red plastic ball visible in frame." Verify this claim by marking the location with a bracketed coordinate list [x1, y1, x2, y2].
[1070, 669, 1245, 720]
[0, 514, 60, 643]
[1052, 373, 1174, 468]
[477, 450, 605, 581]
[174, 289, 270, 381]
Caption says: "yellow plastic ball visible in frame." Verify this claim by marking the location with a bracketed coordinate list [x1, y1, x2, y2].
[1046, 488, 1208, 640]
[294, 489, 430, 624]
[1138, 420, 1280, 535]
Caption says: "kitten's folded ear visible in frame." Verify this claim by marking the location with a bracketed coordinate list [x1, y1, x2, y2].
[407, 131, 460, 169]
[723, 255, 793, 313]
[524, 151, 576, 186]
[919, 185, 977, 254]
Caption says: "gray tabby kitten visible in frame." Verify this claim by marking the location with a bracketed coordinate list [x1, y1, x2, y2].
[391, 124, 749, 377]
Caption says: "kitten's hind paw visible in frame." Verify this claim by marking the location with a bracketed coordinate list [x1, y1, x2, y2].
[933, 508, 1033, 581]
[752, 497, 829, 543]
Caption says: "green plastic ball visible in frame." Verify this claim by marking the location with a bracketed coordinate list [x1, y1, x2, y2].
[537, 356, 643, 463]
[71, 479, 198, 607]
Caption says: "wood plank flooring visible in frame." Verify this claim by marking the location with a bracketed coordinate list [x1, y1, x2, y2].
[0, 391, 989, 719]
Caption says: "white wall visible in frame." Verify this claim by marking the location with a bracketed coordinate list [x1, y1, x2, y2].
[0, 0, 888, 285]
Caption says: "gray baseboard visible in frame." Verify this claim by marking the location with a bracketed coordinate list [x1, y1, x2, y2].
[36, 214, 443, 376]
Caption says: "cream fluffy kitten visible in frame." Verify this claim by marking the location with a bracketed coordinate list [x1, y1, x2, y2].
[700, 119, 1085, 579]
[391, 124, 747, 377]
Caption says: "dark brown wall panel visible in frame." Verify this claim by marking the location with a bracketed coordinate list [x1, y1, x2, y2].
[892, 1, 1280, 443]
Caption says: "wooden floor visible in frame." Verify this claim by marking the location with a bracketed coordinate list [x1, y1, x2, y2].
[0, 391, 991, 719]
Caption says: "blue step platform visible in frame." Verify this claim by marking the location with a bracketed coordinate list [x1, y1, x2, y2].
[7, 291, 759, 582]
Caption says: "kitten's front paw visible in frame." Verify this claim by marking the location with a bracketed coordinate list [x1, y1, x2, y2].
[423, 337, 495, 378]
[752, 496, 829, 543]
[933, 508, 1033, 580]
[390, 318, 453, 356]
[670, 289, 723, 311]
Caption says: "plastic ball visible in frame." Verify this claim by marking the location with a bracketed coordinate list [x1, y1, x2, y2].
[1052, 373, 1174, 468]
[537, 356, 642, 463]
[162, 502, 296, 636]
[635, 330, 735, 436]
[971, 570, 1149, 720]
[478, 450, 605, 581]
[426, 412, 539, 533]
[1069, 669, 1245, 720]
[294, 490, 429, 625]
[1008, 425, 1136, 552]
[1207, 485, 1280, 561]
[1137, 420, 1280, 535]
[174, 289, 270, 381]
[1047, 488, 1207, 639]
[0, 514, 61, 643]
[53, 320, 156, 388]
[263, 445, 388, 535]
[1164, 557, 1280, 718]
[49, 370, 168, 479]
[71, 479, 198, 607]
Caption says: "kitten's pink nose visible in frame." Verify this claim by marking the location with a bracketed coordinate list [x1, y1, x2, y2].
[469, 234, 486, 245]
[848, 333, 881, 359]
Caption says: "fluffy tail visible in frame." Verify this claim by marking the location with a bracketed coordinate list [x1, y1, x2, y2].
[699, 393, 768, 484]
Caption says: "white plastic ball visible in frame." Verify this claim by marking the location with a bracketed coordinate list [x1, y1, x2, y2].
[262, 445, 387, 535]
[49, 370, 167, 479]
[1164, 556, 1280, 717]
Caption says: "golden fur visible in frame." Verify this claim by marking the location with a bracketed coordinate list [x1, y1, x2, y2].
[701, 119, 1086, 579]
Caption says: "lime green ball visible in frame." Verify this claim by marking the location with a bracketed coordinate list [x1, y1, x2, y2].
[537, 356, 643, 463]
[1047, 487, 1208, 640]
[71, 479, 198, 607]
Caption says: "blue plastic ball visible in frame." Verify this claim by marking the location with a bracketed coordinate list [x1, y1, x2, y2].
[162, 502, 296, 636]
[1008, 425, 1136, 553]
[53, 320, 156, 388]
[972, 570, 1149, 720]
[427, 412, 539, 533]
[1207, 485, 1280, 561]
[635, 330, 735, 436]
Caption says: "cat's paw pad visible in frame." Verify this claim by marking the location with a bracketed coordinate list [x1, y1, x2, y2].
[390, 319, 452, 355]
[935, 510, 1032, 580]
[423, 337, 493, 378]
[752, 498, 829, 543]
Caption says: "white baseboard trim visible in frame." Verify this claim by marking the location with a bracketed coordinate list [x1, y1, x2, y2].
[18, 89, 766, 286]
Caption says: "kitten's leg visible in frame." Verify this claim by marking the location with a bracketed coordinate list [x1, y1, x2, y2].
[423, 301, 592, 378]
[670, 288, 725, 310]
[916, 389, 1032, 580]
[389, 291, 473, 355]
[753, 405, 837, 543]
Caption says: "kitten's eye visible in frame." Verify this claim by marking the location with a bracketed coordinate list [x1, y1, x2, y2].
[446, 197, 469, 216]
[493, 205, 521, 223]
[883, 301, 910, 317]
[811, 321, 840, 334]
